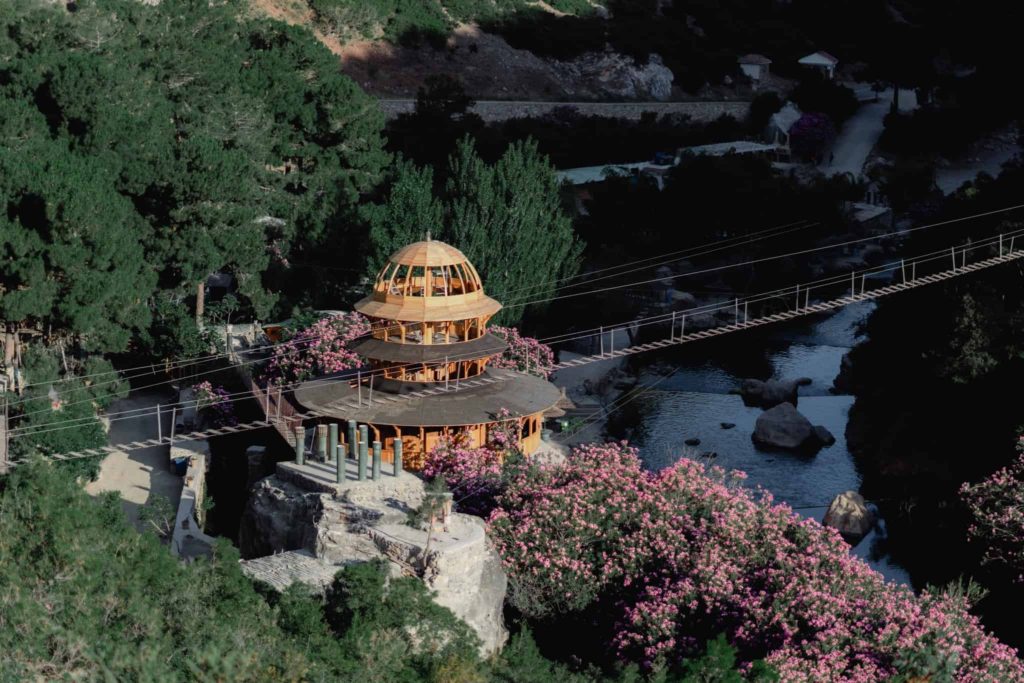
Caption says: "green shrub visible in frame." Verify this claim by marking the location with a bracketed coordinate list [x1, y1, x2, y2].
[387, 0, 451, 48]
[309, 0, 391, 40]
[7, 347, 111, 481]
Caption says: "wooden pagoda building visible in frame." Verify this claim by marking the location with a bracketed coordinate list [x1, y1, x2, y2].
[293, 239, 561, 468]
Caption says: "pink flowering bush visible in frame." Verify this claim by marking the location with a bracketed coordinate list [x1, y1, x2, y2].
[960, 438, 1024, 584]
[421, 409, 522, 516]
[265, 312, 370, 383]
[490, 326, 555, 378]
[192, 381, 236, 426]
[488, 442, 1023, 681]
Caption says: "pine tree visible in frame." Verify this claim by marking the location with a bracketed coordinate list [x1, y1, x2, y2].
[365, 137, 582, 325]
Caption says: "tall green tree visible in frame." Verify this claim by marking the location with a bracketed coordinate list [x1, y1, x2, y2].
[366, 138, 582, 325]
[0, 103, 156, 355]
[363, 159, 444, 276]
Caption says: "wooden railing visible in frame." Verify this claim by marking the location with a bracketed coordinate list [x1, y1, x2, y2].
[243, 371, 302, 447]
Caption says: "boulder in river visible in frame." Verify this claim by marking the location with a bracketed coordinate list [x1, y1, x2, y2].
[735, 377, 812, 409]
[823, 491, 876, 540]
[812, 425, 836, 447]
[752, 403, 834, 453]
[721, 422, 736, 429]
[684, 438, 701, 446]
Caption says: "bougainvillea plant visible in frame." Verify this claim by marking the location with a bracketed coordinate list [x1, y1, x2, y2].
[192, 381, 236, 427]
[490, 326, 555, 378]
[264, 311, 370, 383]
[488, 441, 1023, 682]
[960, 436, 1024, 583]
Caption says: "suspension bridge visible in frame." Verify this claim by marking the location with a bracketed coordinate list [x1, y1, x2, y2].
[10, 230, 1022, 468]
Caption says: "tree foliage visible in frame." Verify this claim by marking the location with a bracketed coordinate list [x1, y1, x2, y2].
[960, 440, 1024, 584]
[0, 0, 386, 359]
[2, 459, 733, 682]
[366, 138, 582, 325]
[4, 346, 126, 481]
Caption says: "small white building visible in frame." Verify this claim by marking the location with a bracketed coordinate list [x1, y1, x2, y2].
[767, 102, 803, 149]
[798, 51, 840, 80]
[738, 54, 772, 86]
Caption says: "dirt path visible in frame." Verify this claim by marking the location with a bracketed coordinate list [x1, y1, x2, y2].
[85, 389, 182, 531]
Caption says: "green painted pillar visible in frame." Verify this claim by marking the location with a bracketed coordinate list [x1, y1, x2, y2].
[358, 425, 368, 482]
[316, 425, 328, 462]
[372, 441, 382, 480]
[294, 427, 305, 466]
[393, 440, 403, 476]
[328, 423, 339, 462]
[347, 420, 357, 460]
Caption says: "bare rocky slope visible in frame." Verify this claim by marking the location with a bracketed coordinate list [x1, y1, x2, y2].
[248, 0, 749, 101]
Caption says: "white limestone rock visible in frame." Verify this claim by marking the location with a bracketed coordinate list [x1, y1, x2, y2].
[823, 491, 876, 539]
[239, 467, 509, 655]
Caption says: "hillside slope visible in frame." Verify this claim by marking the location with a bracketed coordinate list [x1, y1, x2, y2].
[248, 0, 738, 101]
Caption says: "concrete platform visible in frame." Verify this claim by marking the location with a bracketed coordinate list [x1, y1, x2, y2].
[276, 457, 422, 496]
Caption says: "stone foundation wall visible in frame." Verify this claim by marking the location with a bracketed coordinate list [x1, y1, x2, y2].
[379, 99, 751, 123]
[170, 439, 216, 559]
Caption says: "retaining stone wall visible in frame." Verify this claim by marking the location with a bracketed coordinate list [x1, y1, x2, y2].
[379, 99, 751, 123]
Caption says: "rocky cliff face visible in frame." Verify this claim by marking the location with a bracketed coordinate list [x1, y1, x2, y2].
[553, 52, 674, 101]
[239, 465, 508, 655]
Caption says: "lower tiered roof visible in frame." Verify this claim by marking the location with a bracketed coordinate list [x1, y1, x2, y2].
[293, 369, 561, 427]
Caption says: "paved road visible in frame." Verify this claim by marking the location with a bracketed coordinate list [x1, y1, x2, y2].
[85, 389, 182, 531]
[819, 88, 917, 179]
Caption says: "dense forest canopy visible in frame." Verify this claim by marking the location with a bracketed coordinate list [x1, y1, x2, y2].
[1, 0, 388, 359]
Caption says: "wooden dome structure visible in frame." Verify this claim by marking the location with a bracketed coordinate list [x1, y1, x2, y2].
[293, 238, 560, 468]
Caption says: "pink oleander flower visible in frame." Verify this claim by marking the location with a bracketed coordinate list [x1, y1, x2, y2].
[490, 326, 555, 378]
[487, 441, 1024, 682]
[960, 446, 1024, 584]
[421, 408, 523, 517]
[264, 311, 370, 383]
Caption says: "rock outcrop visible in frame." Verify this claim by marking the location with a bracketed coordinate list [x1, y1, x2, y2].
[554, 52, 674, 100]
[736, 377, 812, 409]
[752, 403, 834, 453]
[239, 463, 508, 655]
[823, 491, 876, 539]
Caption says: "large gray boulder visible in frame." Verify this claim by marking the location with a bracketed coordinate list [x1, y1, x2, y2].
[736, 377, 812, 409]
[823, 491, 876, 539]
[239, 467, 508, 655]
[752, 403, 833, 453]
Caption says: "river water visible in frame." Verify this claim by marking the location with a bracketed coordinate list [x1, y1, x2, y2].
[632, 302, 913, 586]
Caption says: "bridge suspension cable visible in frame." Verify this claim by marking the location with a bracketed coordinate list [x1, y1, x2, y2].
[14, 218, 817, 394]
[9, 229, 1023, 467]
[15, 224, 1021, 441]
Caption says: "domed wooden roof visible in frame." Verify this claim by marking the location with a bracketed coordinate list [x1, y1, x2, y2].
[355, 239, 502, 323]
[388, 240, 471, 268]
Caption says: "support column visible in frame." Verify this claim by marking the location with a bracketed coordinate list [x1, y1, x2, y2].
[358, 425, 368, 481]
[316, 424, 328, 462]
[372, 441, 382, 480]
[328, 423, 338, 462]
[347, 420, 357, 460]
[294, 427, 305, 466]
[394, 439, 403, 476]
